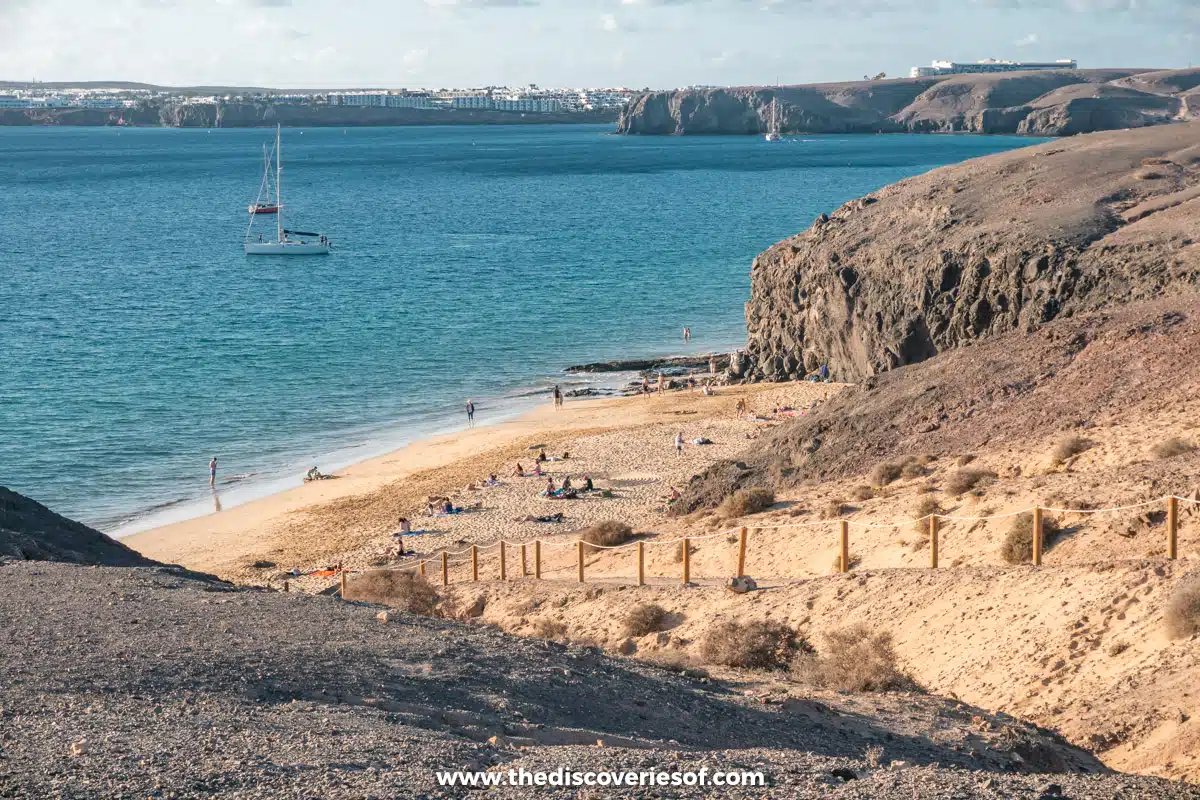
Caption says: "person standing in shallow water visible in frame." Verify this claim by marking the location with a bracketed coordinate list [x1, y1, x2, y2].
[209, 457, 217, 488]
[465, 399, 475, 428]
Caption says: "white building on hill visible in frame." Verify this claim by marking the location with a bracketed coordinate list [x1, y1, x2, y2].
[910, 58, 1078, 78]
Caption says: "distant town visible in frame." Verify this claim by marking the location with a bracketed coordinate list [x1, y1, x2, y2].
[0, 84, 636, 113]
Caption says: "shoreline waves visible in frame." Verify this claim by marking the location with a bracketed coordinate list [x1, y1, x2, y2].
[111, 342, 743, 539]
[124, 375, 832, 581]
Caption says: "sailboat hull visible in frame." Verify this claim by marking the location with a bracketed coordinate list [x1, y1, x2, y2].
[244, 241, 331, 255]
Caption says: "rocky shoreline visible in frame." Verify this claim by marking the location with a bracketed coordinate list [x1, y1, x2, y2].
[617, 68, 1198, 137]
[0, 103, 619, 128]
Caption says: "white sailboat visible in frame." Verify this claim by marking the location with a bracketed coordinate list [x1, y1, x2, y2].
[244, 125, 331, 255]
[765, 98, 782, 142]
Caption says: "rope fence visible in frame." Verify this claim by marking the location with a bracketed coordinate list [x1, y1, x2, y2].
[335, 494, 1195, 595]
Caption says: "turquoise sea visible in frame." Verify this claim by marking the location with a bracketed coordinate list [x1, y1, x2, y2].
[0, 124, 1039, 533]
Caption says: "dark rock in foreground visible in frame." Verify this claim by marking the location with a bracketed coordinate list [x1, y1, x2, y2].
[3, 561, 1198, 798]
[736, 121, 1200, 383]
[0, 486, 157, 566]
[618, 68, 1199, 137]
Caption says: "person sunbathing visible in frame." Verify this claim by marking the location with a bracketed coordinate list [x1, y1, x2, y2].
[513, 462, 525, 478]
[581, 474, 594, 492]
[533, 461, 543, 477]
[521, 512, 565, 523]
[561, 475, 573, 491]
[485, 474, 502, 486]
[542, 477, 557, 497]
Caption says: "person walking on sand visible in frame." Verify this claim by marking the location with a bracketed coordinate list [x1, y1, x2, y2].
[552, 385, 562, 410]
[674, 431, 684, 456]
[688, 370, 696, 393]
[465, 399, 475, 428]
[641, 376, 650, 399]
[209, 456, 217, 488]
[709, 355, 716, 378]
[657, 372, 665, 395]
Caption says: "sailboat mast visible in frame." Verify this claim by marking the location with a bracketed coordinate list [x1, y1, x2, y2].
[275, 124, 283, 243]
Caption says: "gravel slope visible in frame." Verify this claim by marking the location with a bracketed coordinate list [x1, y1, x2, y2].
[2, 561, 1199, 798]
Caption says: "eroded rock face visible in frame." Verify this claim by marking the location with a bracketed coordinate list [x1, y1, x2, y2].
[739, 122, 1200, 382]
[618, 68, 1199, 137]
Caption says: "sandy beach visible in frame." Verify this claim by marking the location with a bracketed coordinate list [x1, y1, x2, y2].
[126, 381, 836, 583]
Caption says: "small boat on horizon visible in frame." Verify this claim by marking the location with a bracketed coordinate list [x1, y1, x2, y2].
[244, 125, 331, 255]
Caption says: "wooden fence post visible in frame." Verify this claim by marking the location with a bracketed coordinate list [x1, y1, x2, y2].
[839, 520, 850, 573]
[283, 580, 289, 593]
[340, 570, 347, 597]
[637, 541, 645, 586]
[1032, 507, 1043, 567]
[577, 540, 585, 583]
[499, 541, 507, 581]
[534, 541, 542, 580]
[520, 543, 528, 577]
[682, 537, 690, 585]
[441, 551, 448, 587]
[419, 559, 425, 577]
[737, 527, 748, 578]
[1167, 496, 1179, 560]
[929, 516, 939, 569]
[471, 545, 479, 581]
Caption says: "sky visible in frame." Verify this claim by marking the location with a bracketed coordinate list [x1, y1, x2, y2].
[0, 0, 1196, 89]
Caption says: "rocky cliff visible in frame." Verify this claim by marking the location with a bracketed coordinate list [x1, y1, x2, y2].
[734, 121, 1200, 383]
[619, 68, 1198, 136]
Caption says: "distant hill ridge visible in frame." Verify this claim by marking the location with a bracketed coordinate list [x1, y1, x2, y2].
[618, 68, 1200, 136]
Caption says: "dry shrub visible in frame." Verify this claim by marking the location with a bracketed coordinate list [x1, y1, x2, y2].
[956, 454, 976, 467]
[673, 540, 697, 563]
[1164, 577, 1200, 639]
[625, 603, 669, 637]
[870, 461, 903, 488]
[851, 485, 874, 502]
[832, 552, 862, 571]
[1000, 512, 1062, 565]
[792, 624, 909, 692]
[698, 620, 806, 670]
[1151, 437, 1196, 460]
[821, 499, 849, 519]
[581, 520, 634, 547]
[533, 618, 568, 640]
[945, 469, 997, 497]
[717, 487, 776, 519]
[343, 570, 439, 615]
[912, 496, 942, 536]
[900, 459, 928, 480]
[1051, 435, 1092, 465]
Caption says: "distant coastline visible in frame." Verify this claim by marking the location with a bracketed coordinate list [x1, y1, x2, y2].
[0, 102, 620, 128]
